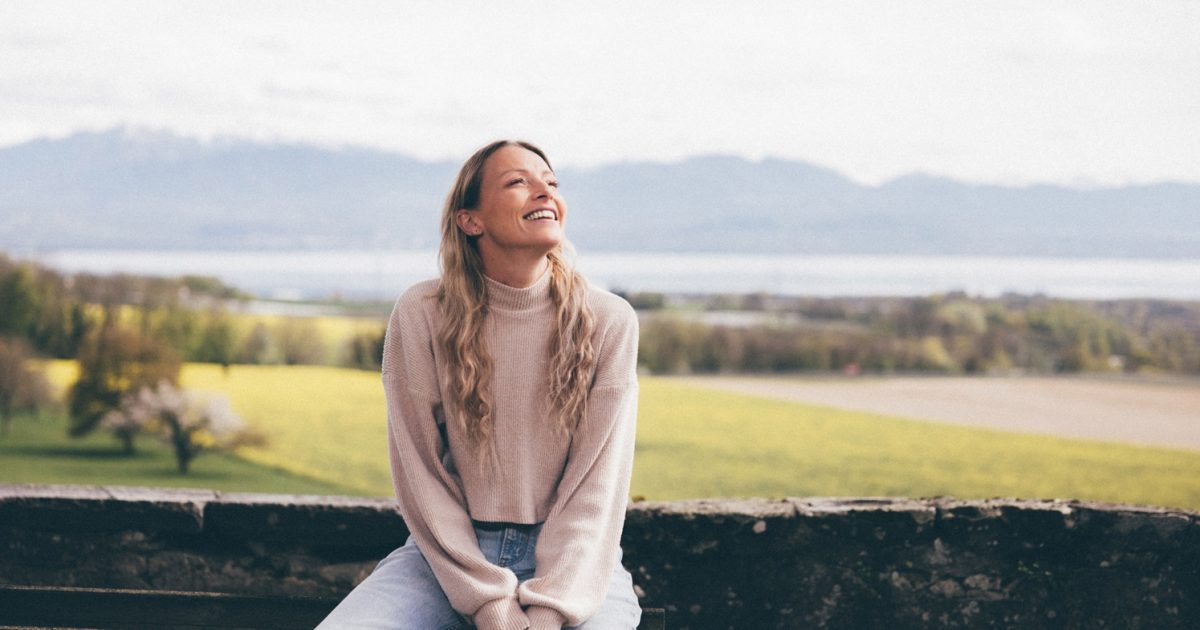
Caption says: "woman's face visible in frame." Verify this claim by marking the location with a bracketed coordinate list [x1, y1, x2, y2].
[458, 145, 567, 255]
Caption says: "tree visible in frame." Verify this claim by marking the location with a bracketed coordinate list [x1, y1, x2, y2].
[153, 307, 201, 359]
[0, 337, 54, 436]
[28, 266, 79, 358]
[194, 309, 238, 369]
[343, 328, 386, 371]
[0, 262, 38, 338]
[238, 322, 272, 364]
[638, 316, 698, 374]
[274, 318, 325, 365]
[67, 324, 181, 452]
[103, 380, 264, 473]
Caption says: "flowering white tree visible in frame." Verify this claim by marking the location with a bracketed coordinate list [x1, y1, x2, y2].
[99, 401, 152, 454]
[102, 380, 262, 473]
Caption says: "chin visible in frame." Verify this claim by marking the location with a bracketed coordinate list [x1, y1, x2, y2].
[533, 231, 565, 250]
[532, 241, 562, 256]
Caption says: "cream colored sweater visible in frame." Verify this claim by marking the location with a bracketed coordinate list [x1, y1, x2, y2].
[381, 268, 639, 630]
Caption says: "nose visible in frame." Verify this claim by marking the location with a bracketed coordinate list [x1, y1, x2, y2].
[532, 178, 553, 199]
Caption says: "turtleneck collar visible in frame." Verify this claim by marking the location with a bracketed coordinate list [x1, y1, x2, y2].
[483, 265, 553, 311]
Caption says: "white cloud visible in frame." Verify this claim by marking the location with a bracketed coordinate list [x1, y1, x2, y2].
[0, 0, 1197, 185]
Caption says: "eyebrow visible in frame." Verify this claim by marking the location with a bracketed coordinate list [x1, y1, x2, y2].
[498, 168, 555, 177]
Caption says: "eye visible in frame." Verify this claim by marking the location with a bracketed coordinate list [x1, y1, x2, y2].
[547, 180, 559, 188]
[507, 177, 526, 187]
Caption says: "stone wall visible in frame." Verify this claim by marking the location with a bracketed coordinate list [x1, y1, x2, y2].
[1, 484, 1197, 629]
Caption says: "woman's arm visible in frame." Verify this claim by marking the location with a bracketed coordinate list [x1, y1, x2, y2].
[383, 288, 531, 630]
[516, 295, 640, 629]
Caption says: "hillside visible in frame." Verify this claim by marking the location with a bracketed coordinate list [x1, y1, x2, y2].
[2, 128, 1198, 257]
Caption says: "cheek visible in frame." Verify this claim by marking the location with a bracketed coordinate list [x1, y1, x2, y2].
[477, 196, 517, 226]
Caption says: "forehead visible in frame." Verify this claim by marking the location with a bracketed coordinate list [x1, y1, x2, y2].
[484, 145, 552, 177]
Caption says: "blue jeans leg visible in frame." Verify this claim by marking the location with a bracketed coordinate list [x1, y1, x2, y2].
[567, 548, 642, 630]
[315, 535, 470, 630]
[317, 524, 641, 629]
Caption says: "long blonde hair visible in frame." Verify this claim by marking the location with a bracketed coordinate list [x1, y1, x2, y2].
[435, 140, 596, 465]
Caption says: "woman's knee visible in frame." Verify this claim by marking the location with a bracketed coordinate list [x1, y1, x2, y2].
[568, 565, 642, 630]
[316, 542, 466, 629]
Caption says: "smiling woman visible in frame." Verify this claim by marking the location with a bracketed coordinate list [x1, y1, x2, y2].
[454, 144, 568, 287]
[317, 141, 642, 630]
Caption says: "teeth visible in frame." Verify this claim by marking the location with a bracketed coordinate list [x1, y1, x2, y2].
[524, 210, 556, 221]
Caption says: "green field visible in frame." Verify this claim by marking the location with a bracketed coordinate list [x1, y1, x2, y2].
[633, 379, 1200, 509]
[16, 361, 1200, 510]
[0, 410, 356, 495]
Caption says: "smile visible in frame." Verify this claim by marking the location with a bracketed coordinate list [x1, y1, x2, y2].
[522, 209, 557, 221]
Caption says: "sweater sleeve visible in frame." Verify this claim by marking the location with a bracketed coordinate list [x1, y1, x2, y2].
[516, 298, 640, 629]
[382, 290, 531, 630]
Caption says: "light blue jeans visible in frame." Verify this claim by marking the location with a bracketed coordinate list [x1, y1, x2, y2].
[316, 522, 642, 629]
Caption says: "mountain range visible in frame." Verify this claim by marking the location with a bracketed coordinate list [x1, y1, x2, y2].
[1, 128, 1197, 258]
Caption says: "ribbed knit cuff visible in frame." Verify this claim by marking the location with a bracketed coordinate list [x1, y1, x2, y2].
[526, 605, 566, 630]
[473, 596, 531, 630]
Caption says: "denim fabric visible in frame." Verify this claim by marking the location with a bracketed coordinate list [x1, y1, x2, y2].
[316, 523, 641, 629]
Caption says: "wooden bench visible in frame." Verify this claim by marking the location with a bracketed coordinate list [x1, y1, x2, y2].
[0, 585, 666, 629]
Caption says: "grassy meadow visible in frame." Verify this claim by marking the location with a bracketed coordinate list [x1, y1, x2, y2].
[184, 363, 390, 492]
[634, 379, 1200, 509]
[23, 360, 1200, 511]
[0, 408, 355, 495]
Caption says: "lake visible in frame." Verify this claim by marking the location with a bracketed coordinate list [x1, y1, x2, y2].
[32, 250, 1200, 301]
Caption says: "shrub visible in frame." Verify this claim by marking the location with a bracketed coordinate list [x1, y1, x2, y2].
[274, 318, 325, 365]
[343, 328, 386, 371]
[0, 337, 54, 435]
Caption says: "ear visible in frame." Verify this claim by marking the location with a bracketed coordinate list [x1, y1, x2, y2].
[455, 209, 480, 236]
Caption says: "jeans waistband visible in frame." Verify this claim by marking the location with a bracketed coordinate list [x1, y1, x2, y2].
[472, 520, 540, 532]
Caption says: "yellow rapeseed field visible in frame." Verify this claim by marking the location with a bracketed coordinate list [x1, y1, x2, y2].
[182, 363, 389, 492]
[40, 361, 1200, 509]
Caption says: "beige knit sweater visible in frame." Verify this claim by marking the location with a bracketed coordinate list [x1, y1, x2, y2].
[381, 268, 639, 630]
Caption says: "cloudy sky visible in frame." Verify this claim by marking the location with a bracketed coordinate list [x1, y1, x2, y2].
[1, 0, 1197, 186]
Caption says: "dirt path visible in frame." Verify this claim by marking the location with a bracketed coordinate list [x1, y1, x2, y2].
[674, 375, 1200, 451]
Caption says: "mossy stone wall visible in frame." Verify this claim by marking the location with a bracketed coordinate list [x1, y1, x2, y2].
[1, 485, 1196, 629]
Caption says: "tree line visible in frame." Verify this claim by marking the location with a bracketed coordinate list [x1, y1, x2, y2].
[625, 291, 1200, 375]
[0, 253, 384, 369]
[4, 253, 1199, 463]
[6, 254, 1199, 381]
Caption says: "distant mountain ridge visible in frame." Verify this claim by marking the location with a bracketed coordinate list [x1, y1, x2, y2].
[1, 128, 1197, 257]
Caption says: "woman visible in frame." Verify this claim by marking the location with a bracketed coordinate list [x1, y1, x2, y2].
[318, 140, 642, 630]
